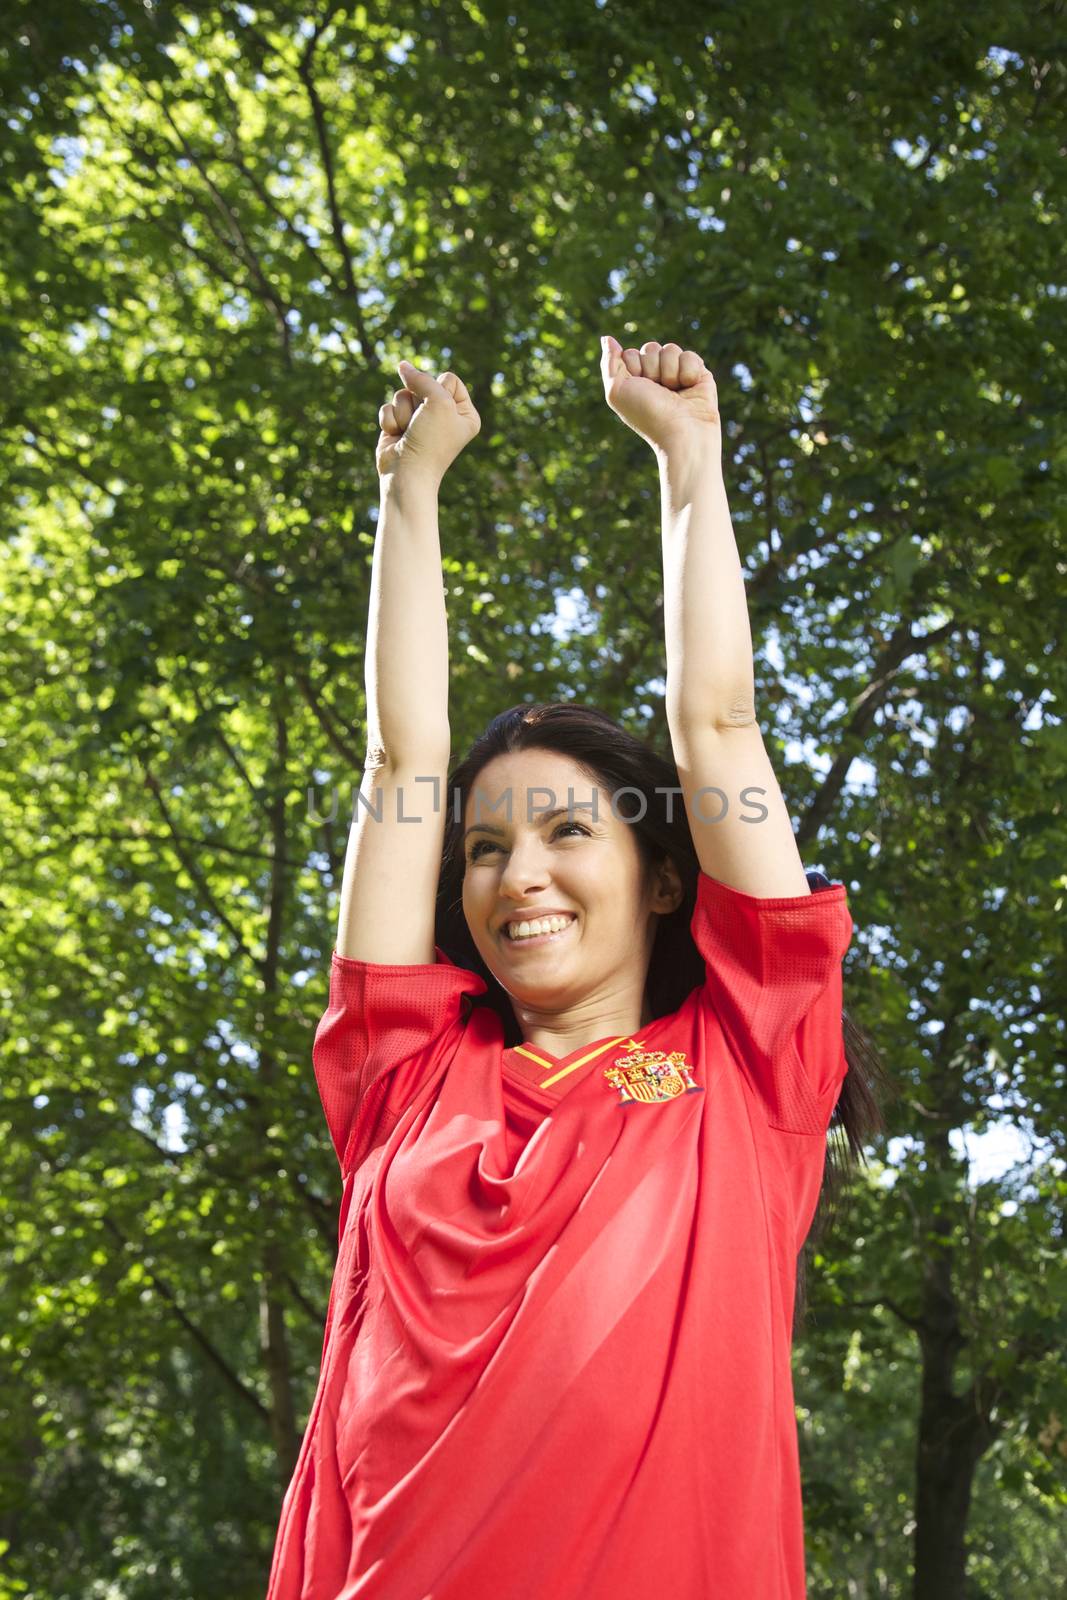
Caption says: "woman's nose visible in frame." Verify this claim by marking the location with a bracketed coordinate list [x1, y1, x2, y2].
[499, 841, 550, 891]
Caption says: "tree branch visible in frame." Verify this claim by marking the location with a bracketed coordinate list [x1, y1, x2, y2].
[139, 760, 257, 962]
[296, 5, 373, 361]
[797, 616, 957, 847]
[295, 669, 365, 767]
[5, 827, 275, 872]
[152, 95, 294, 362]
[188, 679, 267, 806]
[833, 1296, 929, 1333]
[100, 1213, 270, 1423]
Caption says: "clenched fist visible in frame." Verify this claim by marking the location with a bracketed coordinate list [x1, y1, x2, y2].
[599, 337, 721, 458]
[376, 360, 481, 485]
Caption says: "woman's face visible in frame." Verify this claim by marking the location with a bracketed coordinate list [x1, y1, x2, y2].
[460, 748, 680, 1021]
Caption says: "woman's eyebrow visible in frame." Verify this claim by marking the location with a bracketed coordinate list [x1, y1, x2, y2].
[463, 802, 597, 840]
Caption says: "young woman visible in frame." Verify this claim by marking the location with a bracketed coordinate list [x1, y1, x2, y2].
[266, 341, 887, 1599]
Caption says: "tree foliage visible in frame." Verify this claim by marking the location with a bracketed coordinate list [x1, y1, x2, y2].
[1, 2, 1064, 1595]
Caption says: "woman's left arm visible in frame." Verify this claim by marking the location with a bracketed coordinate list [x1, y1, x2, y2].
[600, 336, 811, 899]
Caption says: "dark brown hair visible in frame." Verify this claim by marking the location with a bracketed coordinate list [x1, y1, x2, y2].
[434, 702, 894, 1337]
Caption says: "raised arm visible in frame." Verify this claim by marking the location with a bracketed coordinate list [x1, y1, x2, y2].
[599, 336, 810, 899]
[334, 362, 481, 963]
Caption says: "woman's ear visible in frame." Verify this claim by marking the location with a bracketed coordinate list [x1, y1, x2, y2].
[650, 855, 685, 916]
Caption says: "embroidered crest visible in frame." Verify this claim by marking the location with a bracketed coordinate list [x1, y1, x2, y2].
[602, 1042, 703, 1106]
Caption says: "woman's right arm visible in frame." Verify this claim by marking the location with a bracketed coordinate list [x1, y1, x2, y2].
[334, 363, 480, 964]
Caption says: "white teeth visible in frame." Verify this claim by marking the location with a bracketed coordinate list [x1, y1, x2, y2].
[506, 915, 575, 940]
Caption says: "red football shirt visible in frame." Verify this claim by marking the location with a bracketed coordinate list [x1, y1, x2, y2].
[266, 871, 853, 1599]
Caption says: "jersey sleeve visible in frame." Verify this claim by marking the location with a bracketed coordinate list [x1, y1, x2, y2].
[690, 870, 853, 1135]
[312, 946, 488, 1179]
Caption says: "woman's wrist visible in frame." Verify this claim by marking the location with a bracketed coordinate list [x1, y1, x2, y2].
[654, 429, 723, 482]
[655, 437, 725, 510]
[379, 464, 443, 503]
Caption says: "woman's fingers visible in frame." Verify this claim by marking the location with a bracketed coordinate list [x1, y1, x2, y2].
[636, 341, 688, 388]
[600, 334, 719, 454]
[437, 371, 472, 404]
[397, 359, 444, 399]
[606, 339, 706, 387]
[377, 356, 482, 481]
[620, 342, 707, 390]
[637, 343, 661, 381]
[379, 387, 418, 434]
[658, 343, 681, 387]
[392, 363, 474, 416]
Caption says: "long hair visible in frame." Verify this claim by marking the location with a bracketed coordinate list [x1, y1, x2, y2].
[434, 701, 893, 1337]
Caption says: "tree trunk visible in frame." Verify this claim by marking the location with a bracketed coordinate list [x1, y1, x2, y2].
[260, 1223, 301, 1485]
[258, 698, 301, 1485]
[910, 1185, 997, 1599]
[912, 1369, 991, 1599]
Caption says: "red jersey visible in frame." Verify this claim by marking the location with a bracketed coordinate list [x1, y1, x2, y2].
[266, 871, 853, 1599]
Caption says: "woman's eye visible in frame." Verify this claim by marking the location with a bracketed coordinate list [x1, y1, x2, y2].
[467, 821, 588, 863]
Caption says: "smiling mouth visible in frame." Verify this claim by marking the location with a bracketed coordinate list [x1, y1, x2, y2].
[501, 916, 577, 950]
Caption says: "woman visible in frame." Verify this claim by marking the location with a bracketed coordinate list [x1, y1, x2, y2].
[267, 340, 888, 1598]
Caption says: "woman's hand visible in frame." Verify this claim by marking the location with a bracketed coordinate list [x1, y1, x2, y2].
[599, 337, 721, 458]
[376, 360, 481, 485]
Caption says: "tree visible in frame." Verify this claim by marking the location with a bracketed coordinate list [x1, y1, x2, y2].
[1, 2, 1064, 1594]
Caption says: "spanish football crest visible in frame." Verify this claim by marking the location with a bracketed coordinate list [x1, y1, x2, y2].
[602, 1041, 703, 1106]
